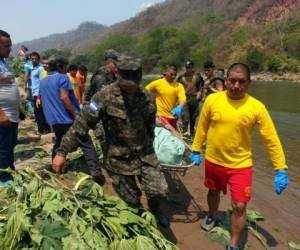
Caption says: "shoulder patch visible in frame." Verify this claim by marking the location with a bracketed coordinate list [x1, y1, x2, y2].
[89, 102, 99, 112]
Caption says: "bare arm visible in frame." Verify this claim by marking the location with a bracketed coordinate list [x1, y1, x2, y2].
[0, 108, 10, 126]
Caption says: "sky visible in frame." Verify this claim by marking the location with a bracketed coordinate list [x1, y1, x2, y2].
[1, 0, 165, 44]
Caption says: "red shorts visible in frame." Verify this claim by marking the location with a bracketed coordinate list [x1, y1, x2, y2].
[204, 159, 253, 202]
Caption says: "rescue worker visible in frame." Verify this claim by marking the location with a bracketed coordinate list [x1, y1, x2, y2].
[191, 63, 288, 250]
[177, 60, 204, 136]
[145, 64, 186, 135]
[52, 55, 170, 227]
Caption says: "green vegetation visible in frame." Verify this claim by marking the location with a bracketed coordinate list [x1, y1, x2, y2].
[70, 54, 98, 72]
[37, 13, 300, 73]
[138, 27, 199, 72]
[246, 47, 265, 71]
[0, 168, 178, 250]
[85, 15, 300, 73]
[7, 58, 24, 78]
[41, 48, 72, 59]
[288, 241, 300, 249]
[207, 209, 268, 249]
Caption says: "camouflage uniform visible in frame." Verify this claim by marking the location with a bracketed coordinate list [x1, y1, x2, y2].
[84, 67, 117, 102]
[84, 50, 119, 142]
[201, 71, 225, 101]
[177, 72, 204, 136]
[57, 58, 168, 208]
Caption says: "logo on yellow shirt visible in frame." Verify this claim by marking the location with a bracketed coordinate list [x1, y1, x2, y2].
[239, 115, 251, 127]
[211, 111, 222, 121]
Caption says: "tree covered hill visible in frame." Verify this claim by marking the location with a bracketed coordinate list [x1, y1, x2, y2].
[12, 22, 107, 55]
[14, 0, 300, 73]
[72, 0, 300, 73]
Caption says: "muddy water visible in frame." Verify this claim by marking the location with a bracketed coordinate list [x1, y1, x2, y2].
[249, 81, 300, 245]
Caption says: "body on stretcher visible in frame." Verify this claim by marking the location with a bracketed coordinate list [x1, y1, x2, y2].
[154, 126, 195, 176]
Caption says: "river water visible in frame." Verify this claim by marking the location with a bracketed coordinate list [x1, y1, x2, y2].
[247, 81, 300, 244]
[249, 81, 300, 183]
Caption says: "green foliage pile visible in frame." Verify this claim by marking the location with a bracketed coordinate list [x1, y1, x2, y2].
[0, 168, 178, 250]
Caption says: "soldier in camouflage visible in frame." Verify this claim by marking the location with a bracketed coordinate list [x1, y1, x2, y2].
[201, 60, 226, 101]
[84, 49, 119, 143]
[52, 55, 170, 227]
[177, 60, 204, 136]
[83, 49, 119, 103]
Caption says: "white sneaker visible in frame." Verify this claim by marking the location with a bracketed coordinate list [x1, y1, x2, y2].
[201, 215, 217, 231]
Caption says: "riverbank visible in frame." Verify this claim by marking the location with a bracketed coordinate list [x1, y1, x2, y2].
[14, 118, 300, 250]
[252, 72, 300, 83]
[143, 72, 300, 83]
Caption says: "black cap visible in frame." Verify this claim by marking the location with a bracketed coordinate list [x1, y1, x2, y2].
[185, 60, 194, 68]
[204, 61, 215, 69]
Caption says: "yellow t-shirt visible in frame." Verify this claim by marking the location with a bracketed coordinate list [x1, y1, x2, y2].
[145, 78, 186, 119]
[192, 91, 287, 170]
[40, 70, 48, 80]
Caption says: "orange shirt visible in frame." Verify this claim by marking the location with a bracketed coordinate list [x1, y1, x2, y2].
[68, 74, 81, 104]
[75, 71, 86, 97]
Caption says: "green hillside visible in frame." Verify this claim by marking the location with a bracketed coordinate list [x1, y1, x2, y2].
[67, 17, 300, 73]
[39, 0, 300, 73]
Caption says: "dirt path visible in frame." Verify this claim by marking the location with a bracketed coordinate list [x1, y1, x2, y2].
[15, 119, 300, 250]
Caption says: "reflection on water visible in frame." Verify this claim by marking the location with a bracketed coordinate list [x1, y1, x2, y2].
[249, 81, 300, 183]
[249, 81, 300, 113]
[249, 81, 300, 241]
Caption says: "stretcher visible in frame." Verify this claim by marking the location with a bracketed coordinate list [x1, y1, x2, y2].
[158, 142, 195, 177]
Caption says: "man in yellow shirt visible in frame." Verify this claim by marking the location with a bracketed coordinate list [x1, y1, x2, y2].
[191, 63, 288, 250]
[145, 65, 186, 130]
[40, 57, 49, 80]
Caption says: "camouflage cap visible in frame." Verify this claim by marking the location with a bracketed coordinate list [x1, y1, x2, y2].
[117, 55, 141, 71]
[104, 49, 119, 61]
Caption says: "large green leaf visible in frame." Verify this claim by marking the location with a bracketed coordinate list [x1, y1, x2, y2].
[109, 239, 136, 250]
[288, 241, 300, 249]
[207, 226, 230, 246]
[1, 205, 31, 249]
[246, 209, 264, 223]
[105, 217, 129, 238]
[135, 235, 157, 250]
[119, 210, 146, 225]
[141, 211, 158, 227]
[40, 220, 70, 250]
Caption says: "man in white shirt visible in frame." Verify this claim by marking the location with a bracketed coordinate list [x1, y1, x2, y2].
[0, 30, 20, 186]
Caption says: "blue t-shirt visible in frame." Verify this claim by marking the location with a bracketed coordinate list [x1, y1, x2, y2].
[24, 60, 32, 88]
[30, 63, 44, 96]
[39, 72, 80, 126]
